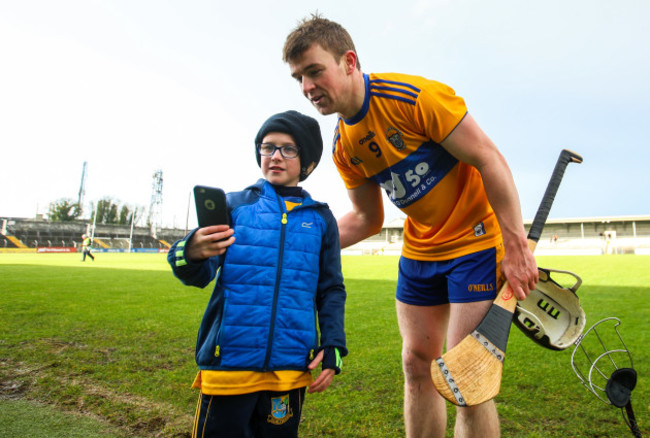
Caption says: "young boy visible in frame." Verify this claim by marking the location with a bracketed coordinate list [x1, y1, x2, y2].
[168, 110, 347, 438]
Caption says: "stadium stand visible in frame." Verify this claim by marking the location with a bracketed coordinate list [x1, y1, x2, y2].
[341, 215, 650, 256]
[0, 217, 187, 251]
[2, 215, 650, 255]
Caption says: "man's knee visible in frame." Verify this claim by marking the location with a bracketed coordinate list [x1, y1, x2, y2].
[402, 347, 433, 381]
[455, 400, 499, 430]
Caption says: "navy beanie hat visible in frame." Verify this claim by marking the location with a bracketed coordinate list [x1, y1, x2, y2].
[255, 110, 323, 181]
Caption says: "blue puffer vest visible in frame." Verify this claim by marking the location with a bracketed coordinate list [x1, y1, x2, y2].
[170, 180, 345, 372]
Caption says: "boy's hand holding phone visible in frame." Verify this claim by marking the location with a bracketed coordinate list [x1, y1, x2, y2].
[186, 225, 235, 261]
[187, 185, 234, 261]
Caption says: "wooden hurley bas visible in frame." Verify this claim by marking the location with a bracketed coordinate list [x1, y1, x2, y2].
[431, 149, 583, 407]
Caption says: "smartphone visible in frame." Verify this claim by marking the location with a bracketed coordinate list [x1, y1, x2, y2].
[193, 185, 230, 228]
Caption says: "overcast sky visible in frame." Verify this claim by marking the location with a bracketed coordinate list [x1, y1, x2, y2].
[1, 0, 648, 229]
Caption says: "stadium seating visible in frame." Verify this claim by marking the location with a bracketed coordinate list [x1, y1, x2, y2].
[0, 218, 186, 250]
[2, 215, 649, 254]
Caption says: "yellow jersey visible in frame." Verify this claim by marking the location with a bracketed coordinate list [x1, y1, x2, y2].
[333, 73, 501, 260]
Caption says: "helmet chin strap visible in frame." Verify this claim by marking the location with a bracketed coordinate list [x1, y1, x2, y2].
[605, 368, 636, 408]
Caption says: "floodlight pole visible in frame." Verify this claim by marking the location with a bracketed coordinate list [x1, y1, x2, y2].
[91, 202, 98, 244]
[129, 211, 135, 252]
[185, 189, 191, 235]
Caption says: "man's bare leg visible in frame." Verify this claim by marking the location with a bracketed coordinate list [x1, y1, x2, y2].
[397, 301, 449, 438]
[448, 301, 500, 438]
[455, 401, 500, 438]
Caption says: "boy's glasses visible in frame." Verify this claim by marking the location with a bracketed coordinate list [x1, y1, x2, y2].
[258, 143, 300, 159]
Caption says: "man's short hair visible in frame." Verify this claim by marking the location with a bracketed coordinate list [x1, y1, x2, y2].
[283, 13, 360, 70]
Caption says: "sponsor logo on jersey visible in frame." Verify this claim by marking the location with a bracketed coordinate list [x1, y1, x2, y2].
[474, 222, 486, 237]
[370, 142, 457, 209]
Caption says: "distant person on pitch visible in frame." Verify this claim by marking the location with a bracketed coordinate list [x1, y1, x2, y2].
[81, 234, 94, 261]
[168, 110, 347, 438]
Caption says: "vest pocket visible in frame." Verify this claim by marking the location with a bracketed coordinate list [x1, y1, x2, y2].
[196, 325, 222, 368]
[310, 298, 319, 365]
[214, 288, 268, 369]
[211, 289, 230, 364]
[196, 288, 231, 367]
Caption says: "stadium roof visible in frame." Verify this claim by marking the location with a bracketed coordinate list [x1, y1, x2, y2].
[523, 215, 650, 225]
[382, 215, 650, 228]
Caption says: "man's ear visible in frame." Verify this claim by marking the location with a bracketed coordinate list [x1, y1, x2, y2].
[342, 50, 358, 73]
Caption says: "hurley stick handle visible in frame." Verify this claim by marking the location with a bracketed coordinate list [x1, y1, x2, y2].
[527, 149, 583, 243]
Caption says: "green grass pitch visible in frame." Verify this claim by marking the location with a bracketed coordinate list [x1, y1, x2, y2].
[0, 253, 648, 437]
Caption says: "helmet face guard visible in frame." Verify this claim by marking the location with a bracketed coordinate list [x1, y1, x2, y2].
[570, 317, 636, 405]
[513, 268, 586, 350]
[571, 317, 642, 438]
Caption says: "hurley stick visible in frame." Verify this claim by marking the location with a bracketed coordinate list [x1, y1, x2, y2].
[431, 149, 583, 406]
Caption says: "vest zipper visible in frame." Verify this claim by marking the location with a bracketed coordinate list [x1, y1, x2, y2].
[263, 195, 288, 370]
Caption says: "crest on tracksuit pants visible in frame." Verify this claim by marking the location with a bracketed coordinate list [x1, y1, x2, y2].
[267, 394, 293, 425]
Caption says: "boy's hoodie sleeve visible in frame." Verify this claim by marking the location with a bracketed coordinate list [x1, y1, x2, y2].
[315, 210, 348, 358]
[167, 229, 223, 288]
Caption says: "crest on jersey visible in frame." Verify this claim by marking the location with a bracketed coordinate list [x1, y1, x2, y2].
[267, 394, 293, 425]
[386, 127, 406, 151]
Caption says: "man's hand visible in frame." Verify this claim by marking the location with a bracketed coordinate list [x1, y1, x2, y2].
[185, 225, 235, 262]
[501, 237, 538, 300]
